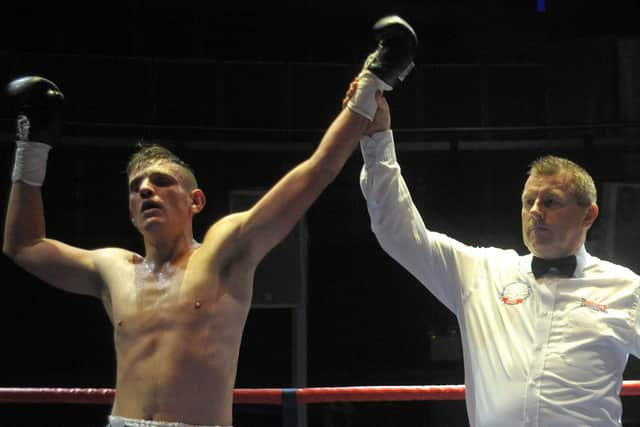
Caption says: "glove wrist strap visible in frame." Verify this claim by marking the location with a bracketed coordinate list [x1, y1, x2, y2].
[347, 70, 391, 121]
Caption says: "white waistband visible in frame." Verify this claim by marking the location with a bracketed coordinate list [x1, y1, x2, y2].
[108, 415, 231, 427]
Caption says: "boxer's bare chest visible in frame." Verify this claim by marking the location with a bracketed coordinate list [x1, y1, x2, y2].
[133, 257, 186, 311]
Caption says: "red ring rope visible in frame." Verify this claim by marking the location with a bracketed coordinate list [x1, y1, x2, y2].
[1, 381, 639, 405]
[297, 385, 466, 403]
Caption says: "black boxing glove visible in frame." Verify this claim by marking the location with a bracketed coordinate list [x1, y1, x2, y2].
[6, 76, 64, 186]
[7, 75, 64, 144]
[364, 15, 418, 89]
[347, 15, 418, 121]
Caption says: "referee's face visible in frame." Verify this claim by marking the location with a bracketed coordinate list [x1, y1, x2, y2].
[521, 171, 598, 259]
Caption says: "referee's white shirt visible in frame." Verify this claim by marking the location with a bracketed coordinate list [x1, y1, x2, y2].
[360, 130, 640, 427]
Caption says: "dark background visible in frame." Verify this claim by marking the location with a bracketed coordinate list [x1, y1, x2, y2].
[2, 1, 640, 426]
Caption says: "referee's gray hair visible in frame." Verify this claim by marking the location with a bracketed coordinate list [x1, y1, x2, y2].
[527, 155, 597, 206]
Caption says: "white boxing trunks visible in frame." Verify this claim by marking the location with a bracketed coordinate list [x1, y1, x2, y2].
[107, 415, 232, 427]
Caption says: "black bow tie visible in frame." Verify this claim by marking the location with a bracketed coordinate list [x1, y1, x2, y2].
[531, 255, 577, 279]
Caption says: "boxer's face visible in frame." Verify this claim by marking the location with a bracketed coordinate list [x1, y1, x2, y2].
[128, 160, 199, 233]
[521, 171, 598, 259]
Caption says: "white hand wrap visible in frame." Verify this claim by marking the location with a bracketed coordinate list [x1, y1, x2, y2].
[347, 70, 392, 121]
[12, 141, 52, 186]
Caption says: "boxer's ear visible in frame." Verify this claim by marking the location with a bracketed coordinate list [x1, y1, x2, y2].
[190, 189, 206, 214]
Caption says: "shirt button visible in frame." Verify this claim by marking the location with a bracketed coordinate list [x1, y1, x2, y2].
[541, 311, 548, 316]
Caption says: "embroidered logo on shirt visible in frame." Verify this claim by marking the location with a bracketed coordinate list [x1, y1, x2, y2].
[500, 282, 531, 305]
[579, 297, 608, 313]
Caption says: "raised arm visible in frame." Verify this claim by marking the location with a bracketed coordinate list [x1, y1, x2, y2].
[238, 106, 370, 265]
[2, 76, 102, 298]
[238, 16, 418, 267]
[357, 100, 478, 312]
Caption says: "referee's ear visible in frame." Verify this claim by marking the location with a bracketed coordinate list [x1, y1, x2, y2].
[582, 203, 599, 229]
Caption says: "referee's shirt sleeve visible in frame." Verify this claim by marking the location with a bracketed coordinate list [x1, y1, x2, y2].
[359, 130, 473, 313]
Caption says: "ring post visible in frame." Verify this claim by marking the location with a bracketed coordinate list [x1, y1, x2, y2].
[281, 388, 298, 427]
